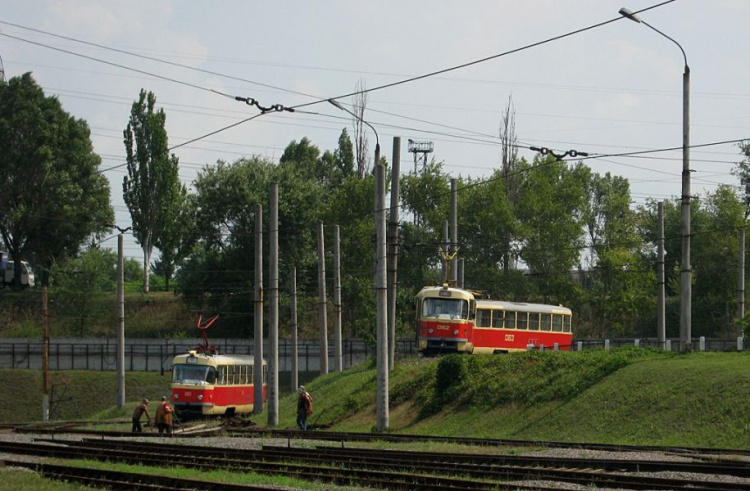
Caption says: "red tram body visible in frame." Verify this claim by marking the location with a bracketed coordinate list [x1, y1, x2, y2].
[170, 351, 267, 417]
[416, 285, 573, 355]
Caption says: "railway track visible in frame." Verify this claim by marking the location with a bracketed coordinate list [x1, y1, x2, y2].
[229, 427, 750, 457]
[4, 460, 289, 490]
[3, 437, 750, 490]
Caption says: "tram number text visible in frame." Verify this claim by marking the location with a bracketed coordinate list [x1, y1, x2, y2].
[504, 334, 514, 342]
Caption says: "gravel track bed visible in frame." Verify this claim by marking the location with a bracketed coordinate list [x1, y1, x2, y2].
[2, 432, 750, 490]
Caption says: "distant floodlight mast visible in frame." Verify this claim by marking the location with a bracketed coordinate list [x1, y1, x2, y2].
[407, 139, 434, 174]
[0, 54, 5, 82]
[619, 6, 691, 350]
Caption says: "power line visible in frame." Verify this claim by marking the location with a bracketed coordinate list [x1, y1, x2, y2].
[289, 1, 676, 111]
[0, 19, 319, 101]
[0, 31, 236, 100]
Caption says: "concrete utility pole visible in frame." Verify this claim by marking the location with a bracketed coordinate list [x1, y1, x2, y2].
[450, 179, 458, 285]
[387, 136, 401, 371]
[739, 227, 746, 335]
[619, 7, 691, 350]
[117, 234, 125, 409]
[268, 183, 279, 426]
[317, 221, 328, 375]
[375, 163, 389, 431]
[458, 258, 465, 289]
[254, 204, 264, 414]
[657, 202, 666, 347]
[290, 268, 298, 392]
[442, 221, 449, 283]
[333, 225, 342, 372]
[42, 286, 50, 421]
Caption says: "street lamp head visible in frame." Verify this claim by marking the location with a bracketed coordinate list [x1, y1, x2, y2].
[328, 98, 345, 111]
[618, 7, 642, 23]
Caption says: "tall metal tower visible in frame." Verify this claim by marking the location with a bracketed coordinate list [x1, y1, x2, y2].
[0, 54, 5, 83]
[408, 139, 434, 174]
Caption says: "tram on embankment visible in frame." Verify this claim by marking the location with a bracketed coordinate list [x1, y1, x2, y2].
[416, 284, 573, 355]
[170, 316, 267, 417]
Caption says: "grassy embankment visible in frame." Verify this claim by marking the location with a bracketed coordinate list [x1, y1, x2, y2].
[3, 348, 750, 490]
[0, 290, 194, 338]
[2, 348, 750, 448]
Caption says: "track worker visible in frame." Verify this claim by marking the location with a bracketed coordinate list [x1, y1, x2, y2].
[155, 395, 174, 436]
[131, 398, 151, 433]
[296, 385, 313, 431]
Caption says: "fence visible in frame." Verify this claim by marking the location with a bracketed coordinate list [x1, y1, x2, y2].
[0, 336, 744, 373]
[0, 338, 419, 373]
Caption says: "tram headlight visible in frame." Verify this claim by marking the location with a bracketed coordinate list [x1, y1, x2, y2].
[428, 328, 434, 334]
[453, 329, 459, 336]
[173, 394, 179, 400]
[197, 394, 203, 401]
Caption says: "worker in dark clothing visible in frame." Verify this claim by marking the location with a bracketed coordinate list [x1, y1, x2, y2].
[296, 385, 313, 431]
[131, 398, 151, 432]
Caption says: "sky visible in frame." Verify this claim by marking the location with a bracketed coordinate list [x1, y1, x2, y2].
[1, 0, 748, 263]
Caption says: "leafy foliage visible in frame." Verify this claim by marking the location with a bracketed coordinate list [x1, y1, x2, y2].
[0, 73, 113, 286]
[123, 90, 182, 293]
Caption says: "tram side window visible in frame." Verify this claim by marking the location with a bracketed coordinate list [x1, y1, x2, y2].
[552, 314, 563, 332]
[263, 364, 268, 384]
[505, 311, 517, 329]
[491, 310, 504, 328]
[217, 365, 227, 385]
[249, 365, 254, 384]
[517, 313, 528, 330]
[563, 315, 571, 333]
[541, 313, 551, 331]
[529, 313, 540, 331]
[206, 367, 217, 384]
[476, 309, 491, 327]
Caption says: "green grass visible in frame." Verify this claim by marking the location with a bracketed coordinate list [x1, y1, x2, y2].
[0, 469, 94, 490]
[275, 349, 750, 449]
[0, 370, 172, 423]
[3, 348, 750, 449]
[5, 349, 750, 489]
[0, 290, 194, 338]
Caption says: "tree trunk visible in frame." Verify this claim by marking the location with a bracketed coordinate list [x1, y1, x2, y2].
[143, 244, 151, 294]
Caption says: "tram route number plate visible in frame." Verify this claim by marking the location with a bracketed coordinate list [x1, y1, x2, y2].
[505, 334, 514, 342]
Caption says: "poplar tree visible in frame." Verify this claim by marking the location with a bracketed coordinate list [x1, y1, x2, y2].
[123, 90, 181, 293]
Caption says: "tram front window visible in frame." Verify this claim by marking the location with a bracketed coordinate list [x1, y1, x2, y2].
[172, 365, 217, 385]
[422, 298, 468, 319]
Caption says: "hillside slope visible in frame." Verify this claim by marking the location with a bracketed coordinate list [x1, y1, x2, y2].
[2, 349, 749, 449]
[276, 349, 750, 448]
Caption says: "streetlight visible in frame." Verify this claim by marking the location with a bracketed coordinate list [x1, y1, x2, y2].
[328, 98, 380, 166]
[329, 97, 388, 430]
[619, 7, 691, 349]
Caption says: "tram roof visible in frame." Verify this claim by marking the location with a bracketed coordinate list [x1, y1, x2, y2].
[417, 285, 475, 299]
[477, 299, 571, 315]
[172, 351, 266, 366]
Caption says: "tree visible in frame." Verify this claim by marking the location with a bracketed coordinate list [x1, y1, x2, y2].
[582, 172, 655, 337]
[352, 79, 370, 179]
[0, 73, 113, 287]
[181, 154, 324, 334]
[400, 160, 450, 292]
[458, 170, 522, 297]
[693, 186, 744, 337]
[499, 95, 521, 273]
[123, 90, 182, 293]
[154, 185, 197, 292]
[732, 142, 750, 218]
[515, 155, 588, 304]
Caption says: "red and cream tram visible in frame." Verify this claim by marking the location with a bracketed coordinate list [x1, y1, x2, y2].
[170, 350, 267, 417]
[416, 284, 573, 355]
